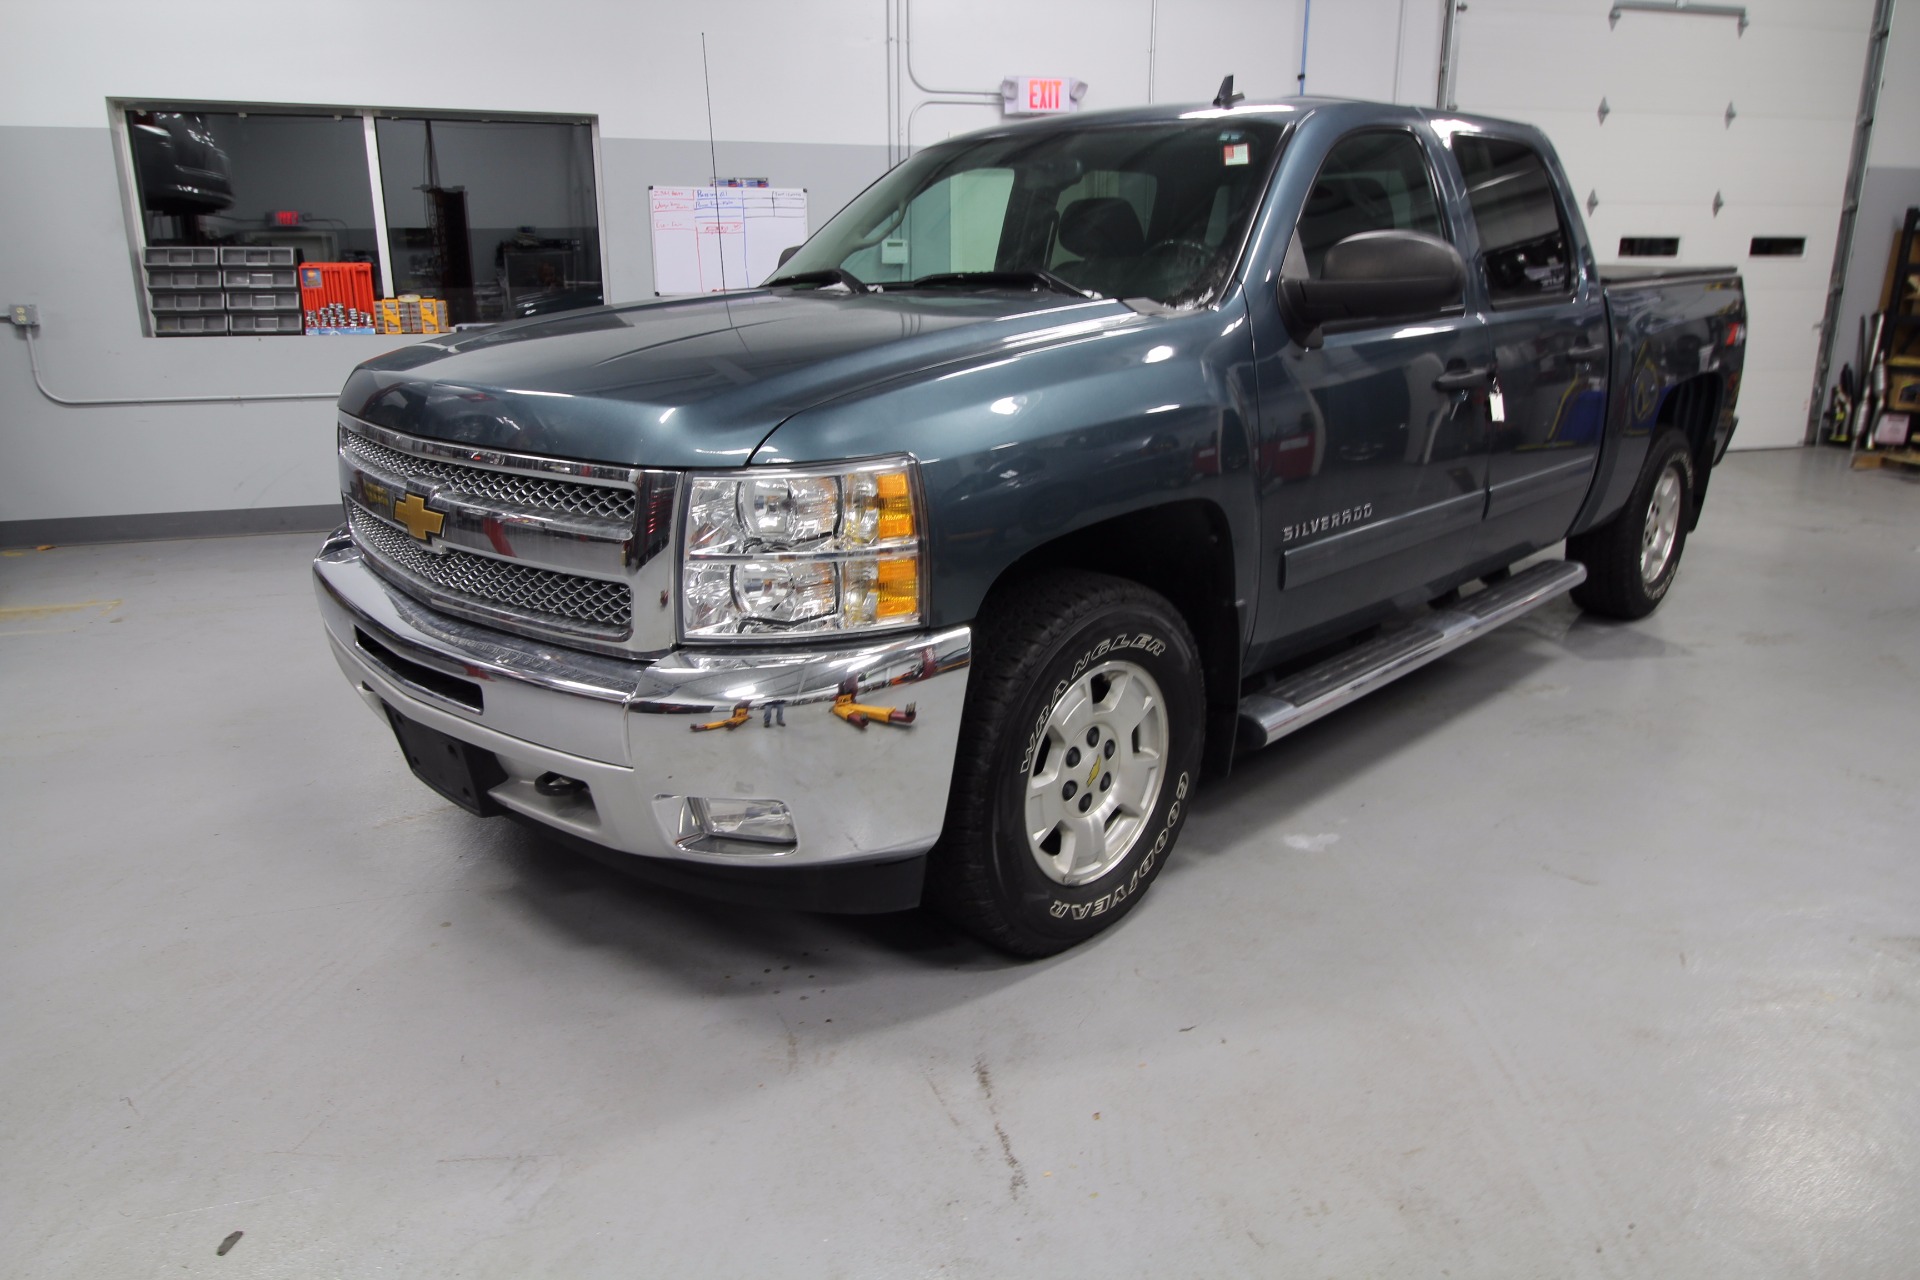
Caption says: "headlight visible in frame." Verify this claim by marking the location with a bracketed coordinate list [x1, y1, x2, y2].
[679, 456, 926, 641]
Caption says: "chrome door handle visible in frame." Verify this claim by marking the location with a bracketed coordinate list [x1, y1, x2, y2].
[1434, 365, 1495, 391]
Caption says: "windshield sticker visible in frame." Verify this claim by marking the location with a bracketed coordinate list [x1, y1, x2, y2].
[1223, 143, 1250, 166]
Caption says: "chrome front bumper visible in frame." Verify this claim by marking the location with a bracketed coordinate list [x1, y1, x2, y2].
[314, 532, 972, 876]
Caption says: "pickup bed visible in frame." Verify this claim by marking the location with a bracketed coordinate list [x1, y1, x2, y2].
[315, 95, 1744, 955]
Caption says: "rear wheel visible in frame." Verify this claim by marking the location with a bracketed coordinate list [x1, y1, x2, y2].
[1569, 428, 1697, 620]
[929, 570, 1204, 956]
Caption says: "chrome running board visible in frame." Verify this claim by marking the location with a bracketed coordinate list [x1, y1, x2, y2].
[1237, 560, 1586, 751]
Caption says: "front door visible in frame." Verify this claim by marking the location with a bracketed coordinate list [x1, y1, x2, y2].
[1447, 131, 1609, 553]
[1249, 126, 1492, 665]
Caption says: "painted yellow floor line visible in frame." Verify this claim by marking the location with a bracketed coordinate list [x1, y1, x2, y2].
[0, 599, 122, 621]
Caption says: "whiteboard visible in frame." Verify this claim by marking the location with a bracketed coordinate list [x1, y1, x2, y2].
[648, 186, 809, 295]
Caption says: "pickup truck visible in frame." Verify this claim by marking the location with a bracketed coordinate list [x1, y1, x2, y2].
[314, 94, 1744, 956]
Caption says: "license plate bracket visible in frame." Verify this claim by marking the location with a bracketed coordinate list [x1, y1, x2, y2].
[383, 705, 507, 816]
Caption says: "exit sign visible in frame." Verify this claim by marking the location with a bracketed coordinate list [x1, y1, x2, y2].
[1002, 76, 1086, 115]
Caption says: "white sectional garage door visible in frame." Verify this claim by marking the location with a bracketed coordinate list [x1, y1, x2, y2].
[1450, 0, 1875, 449]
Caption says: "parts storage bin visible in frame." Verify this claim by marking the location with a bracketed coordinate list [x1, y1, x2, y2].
[154, 313, 229, 336]
[226, 290, 301, 311]
[144, 246, 219, 268]
[149, 291, 226, 313]
[219, 245, 298, 267]
[146, 267, 223, 290]
[230, 313, 305, 335]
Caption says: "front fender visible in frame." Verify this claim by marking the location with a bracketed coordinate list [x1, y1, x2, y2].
[750, 300, 1262, 633]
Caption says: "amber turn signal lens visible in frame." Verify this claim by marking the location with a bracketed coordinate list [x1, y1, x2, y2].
[874, 555, 919, 618]
[875, 471, 915, 541]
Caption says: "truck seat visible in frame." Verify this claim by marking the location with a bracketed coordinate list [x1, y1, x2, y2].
[1056, 196, 1147, 297]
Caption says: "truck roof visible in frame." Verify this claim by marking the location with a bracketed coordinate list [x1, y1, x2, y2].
[929, 97, 1539, 146]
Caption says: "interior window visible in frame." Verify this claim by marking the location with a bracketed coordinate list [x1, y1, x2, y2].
[1287, 131, 1444, 279]
[125, 105, 603, 335]
[1451, 135, 1573, 303]
[841, 168, 1016, 283]
[375, 117, 602, 324]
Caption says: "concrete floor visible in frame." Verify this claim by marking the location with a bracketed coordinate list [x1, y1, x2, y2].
[2, 448, 1916, 1277]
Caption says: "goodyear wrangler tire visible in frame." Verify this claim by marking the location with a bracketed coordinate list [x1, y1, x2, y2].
[1568, 428, 1697, 621]
[928, 570, 1204, 957]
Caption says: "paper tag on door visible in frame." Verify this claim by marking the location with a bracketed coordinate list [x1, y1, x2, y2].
[1489, 388, 1506, 423]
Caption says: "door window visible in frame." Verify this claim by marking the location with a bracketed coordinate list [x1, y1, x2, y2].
[1286, 130, 1445, 279]
[1451, 136, 1574, 304]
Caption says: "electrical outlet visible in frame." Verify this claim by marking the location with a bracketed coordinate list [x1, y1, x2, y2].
[7, 303, 39, 328]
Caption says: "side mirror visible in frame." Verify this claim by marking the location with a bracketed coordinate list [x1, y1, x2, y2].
[1281, 230, 1465, 333]
[776, 244, 802, 268]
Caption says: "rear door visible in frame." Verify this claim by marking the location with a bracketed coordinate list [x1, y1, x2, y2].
[1445, 130, 1609, 550]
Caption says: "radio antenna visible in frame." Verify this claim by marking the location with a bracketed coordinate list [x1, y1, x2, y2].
[701, 33, 732, 302]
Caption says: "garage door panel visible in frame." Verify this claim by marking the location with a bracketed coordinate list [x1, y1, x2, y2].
[1716, 121, 1854, 205]
[1741, 0, 1878, 34]
[1740, 285, 1827, 362]
[1729, 23, 1871, 114]
[1722, 213, 1838, 286]
[1730, 366, 1815, 448]
[1586, 201, 1730, 264]
[1453, 8, 1613, 108]
[1550, 116, 1730, 207]
[1592, 18, 1740, 116]
[1455, 0, 1874, 456]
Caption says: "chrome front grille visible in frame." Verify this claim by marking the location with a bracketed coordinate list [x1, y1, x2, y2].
[340, 428, 638, 523]
[338, 417, 678, 656]
[349, 504, 634, 633]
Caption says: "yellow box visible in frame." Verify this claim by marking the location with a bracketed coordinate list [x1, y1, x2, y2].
[375, 296, 450, 335]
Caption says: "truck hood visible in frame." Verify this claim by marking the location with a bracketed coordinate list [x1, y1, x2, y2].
[339, 289, 1134, 468]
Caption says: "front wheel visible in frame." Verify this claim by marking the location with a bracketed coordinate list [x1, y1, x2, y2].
[928, 570, 1205, 956]
[1568, 428, 1697, 620]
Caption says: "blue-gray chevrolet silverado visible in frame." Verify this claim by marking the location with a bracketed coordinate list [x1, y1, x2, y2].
[314, 95, 1744, 955]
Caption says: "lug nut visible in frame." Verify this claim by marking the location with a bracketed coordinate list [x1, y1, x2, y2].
[1099, 773, 1112, 791]
[1103, 739, 1116, 759]
[1066, 747, 1081, 768]
[1086, 727, 1100, 747]
[1078, 794, 1092, 812]
[1062, 780, 1077, 800]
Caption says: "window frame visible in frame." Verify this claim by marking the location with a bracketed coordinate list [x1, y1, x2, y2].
[107, 97, 609, 339]
[1282, 124, 1465, 330]
[1445, 130, 1581, 312]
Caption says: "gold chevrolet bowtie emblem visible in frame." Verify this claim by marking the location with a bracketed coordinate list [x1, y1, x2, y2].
[1088, 756, 1102, 786]
[392, 493, 445, 541]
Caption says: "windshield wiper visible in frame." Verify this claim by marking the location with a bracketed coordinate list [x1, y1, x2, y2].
[764, 266, 874, 294]
[901, 269, 1097, 299]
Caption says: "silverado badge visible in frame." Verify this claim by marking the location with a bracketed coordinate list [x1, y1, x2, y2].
[392, 493, 446, 542]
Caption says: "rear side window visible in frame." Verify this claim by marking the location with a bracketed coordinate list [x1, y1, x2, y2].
[1452, 135, 1573, 304]
[1287, 131, 1444, 278]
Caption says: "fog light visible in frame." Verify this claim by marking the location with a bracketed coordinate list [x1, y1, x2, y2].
[689, 797, 797, 848]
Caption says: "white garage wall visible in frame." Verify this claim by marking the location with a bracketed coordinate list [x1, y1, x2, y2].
[0, 0, 1850, 538]
[0, 0, 897, 535]
[1446, 0, 1878, 450]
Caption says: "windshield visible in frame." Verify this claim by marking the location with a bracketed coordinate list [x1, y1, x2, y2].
[773, 120, 1286, 307]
